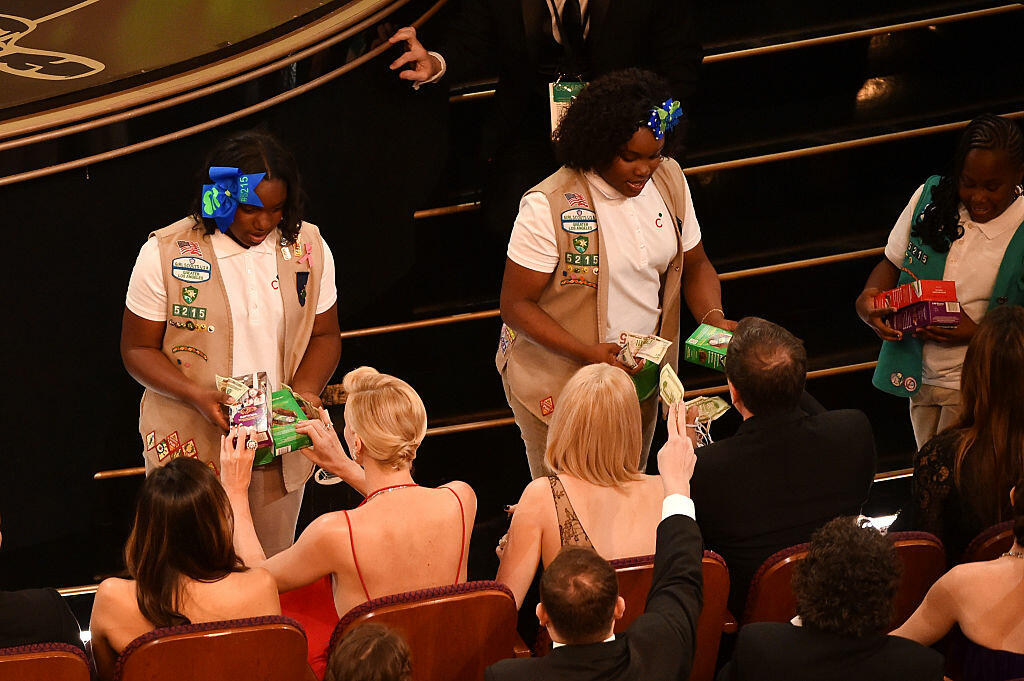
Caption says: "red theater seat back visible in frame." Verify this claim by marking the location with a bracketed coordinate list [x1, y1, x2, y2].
[0, 642, 91, 681]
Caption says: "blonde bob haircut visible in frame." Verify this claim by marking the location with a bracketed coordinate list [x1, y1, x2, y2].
[544, 364, 644, 486]
[343, 367, 427, 469]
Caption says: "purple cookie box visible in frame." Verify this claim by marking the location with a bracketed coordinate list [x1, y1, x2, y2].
[889, 301, 961, 333]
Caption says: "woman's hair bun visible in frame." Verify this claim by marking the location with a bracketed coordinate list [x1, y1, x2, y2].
[343, 366, 382, 395]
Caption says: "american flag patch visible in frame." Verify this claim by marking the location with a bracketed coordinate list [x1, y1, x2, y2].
[177, 240, 203, 256]
[564, 192, 588, 208]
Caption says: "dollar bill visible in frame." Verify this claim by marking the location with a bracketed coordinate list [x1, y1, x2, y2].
[684, 395, 731, 423]
[617, 342, 640, 369]
[635, 334, 672, 363]
[659, 363, 684, 405]
[216, 374, 249, 402]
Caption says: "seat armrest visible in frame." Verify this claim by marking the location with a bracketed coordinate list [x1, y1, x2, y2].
[512, 635, 532, 658]
[723, 609, 738, 634]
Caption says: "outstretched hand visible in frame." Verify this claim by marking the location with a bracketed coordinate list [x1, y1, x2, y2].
[657, 403, 697, 498]
[220, 426, 256, 498]
[294, 408, 363, 480]
[388, 26, 442, 83]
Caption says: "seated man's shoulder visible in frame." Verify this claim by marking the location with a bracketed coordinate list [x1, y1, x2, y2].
[807, 407, 872, 438]
[485, 656, 542, 681]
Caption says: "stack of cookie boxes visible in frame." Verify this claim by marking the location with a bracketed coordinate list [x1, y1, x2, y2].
[874, 280, 961, 333]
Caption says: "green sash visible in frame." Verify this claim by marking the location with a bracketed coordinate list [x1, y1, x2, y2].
[873, 175, 1024, 397]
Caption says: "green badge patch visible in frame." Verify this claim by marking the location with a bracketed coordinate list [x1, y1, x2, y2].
[572, 236, 589, 254]
[172, 304, 207, 320]
[564, 252, 599, 267]
[181, 286, 199, 304]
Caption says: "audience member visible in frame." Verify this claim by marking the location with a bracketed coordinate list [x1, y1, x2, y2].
[0, 513, 84, 652]
[325, 623, 411, 681]
[893, 481, 1024, 681]
[497, 68, 732, 479]
[718, 516, 944, 681]
[857, 114, 1024, 448]
[689, 317, 876, 615]
[486, 402, 703, 681]
[890, 305, 1024, 561]
[496, 363, 670, 607]
[220, 367, 476, 675]
[89, 458, 280, 681]
[388, 0, 701, 245]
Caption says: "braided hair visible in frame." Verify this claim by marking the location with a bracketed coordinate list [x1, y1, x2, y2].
[914, 114, 1024, 252]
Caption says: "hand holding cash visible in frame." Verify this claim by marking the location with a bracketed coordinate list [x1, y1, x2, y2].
[659, 363, 731, 447]
[618, 332, 673, 369]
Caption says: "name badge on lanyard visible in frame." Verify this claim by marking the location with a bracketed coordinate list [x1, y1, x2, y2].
[548, 78, 585, 134]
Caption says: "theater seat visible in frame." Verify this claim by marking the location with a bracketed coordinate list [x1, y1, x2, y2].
[532, 551, 732, 681]
[329, 581, 529, 681]
[112, 615, 313, 681]
[0, 642, 91, 681]
[963, 520, 1015, 563]
[742, 531, 945, 628]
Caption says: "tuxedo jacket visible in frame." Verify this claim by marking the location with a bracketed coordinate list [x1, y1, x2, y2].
[485, 514, 704, 681]
[441, 0, 702, 141]
[717, 623, 944, 681]
[689, 392, 876, 615]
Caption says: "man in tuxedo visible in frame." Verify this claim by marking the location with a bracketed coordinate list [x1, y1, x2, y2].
[689, 317, 876, 616]
[486, 404, 704, 681]
[388, 0, 701, 247]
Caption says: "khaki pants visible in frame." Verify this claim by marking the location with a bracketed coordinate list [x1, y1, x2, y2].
[909, 383, 962, 449]
[502, 373, 659, 479]
[145, 454, 303, 557]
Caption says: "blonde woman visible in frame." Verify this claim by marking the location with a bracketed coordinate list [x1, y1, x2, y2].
[495, 364, 672, 608]
[220, 367, 476, 674]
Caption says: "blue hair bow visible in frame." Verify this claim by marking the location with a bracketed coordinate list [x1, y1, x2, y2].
[201, 166, 266, 232]
[645, 99, 683, 140]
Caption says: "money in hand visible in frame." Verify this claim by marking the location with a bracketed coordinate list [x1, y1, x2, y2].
[617, 343, 640, 369]
[216, 374, 249, 402]
[622, 332, 673, 364]
[659, 363, 685, 406]
[684, 395, 731, 423]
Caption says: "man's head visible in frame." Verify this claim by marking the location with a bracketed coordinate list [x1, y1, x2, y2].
[724, 317, 807, 417]
[537, 548, 625, 644]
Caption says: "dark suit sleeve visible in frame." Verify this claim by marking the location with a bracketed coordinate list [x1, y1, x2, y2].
[441, 0, 501, 85]
[649, 0, 702, 106]
[45, 589, 85, 652]
[630, 514, 704, 664]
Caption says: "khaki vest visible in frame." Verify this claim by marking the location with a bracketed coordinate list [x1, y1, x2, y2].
[497, 159, 687, 422]
[138, 217, 322, 492]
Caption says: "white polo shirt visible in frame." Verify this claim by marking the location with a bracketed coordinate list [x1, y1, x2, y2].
[885, 185, 1024, 389]
[507, 169, 702, 344]
[126, 226, 338, 391]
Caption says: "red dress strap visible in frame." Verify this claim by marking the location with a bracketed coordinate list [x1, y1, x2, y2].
[343, 510, 371, 602]
[441, 485, 467, 583]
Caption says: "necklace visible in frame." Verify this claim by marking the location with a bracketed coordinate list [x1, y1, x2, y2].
[359, 483, 418, 507]
[1001, 549, 1024, 559]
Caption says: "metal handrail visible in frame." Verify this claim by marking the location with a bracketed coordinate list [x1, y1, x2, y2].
[92, 359, 881, 480]
[445, 4, 1024, 103]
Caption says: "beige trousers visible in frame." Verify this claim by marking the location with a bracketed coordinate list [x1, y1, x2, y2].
[502, 372, 659, 479]
[145, 454, 303, 557]
[909, 383, 962, 449]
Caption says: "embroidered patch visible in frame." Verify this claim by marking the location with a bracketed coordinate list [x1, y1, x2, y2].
[171, 304, 207, 320]
[297, 242, 313, 267]
[172, 345, 208, 361]
[156, 439, 170, 462]
[540, 396, 555, 416]
[903, 376, 918, 391]
[559, 276, 597, 290]
[181, 286, 199, 304]
[145, 431, 156, 450]
[166, 431, 180, 451]
[182, 439, 199, 459]
[564, 192, 589, 208]
[176, 240, 203, 257]
[296, 271, 309, 307]
[906, 242, 929, 265]
[171, 257, 212, 283]
[207, 461, 219, 476]
[564, 253, 599, 267]
[560, 208, 597, 234]
[572, 236, 589, 253]
[890, 371, 904, 387]
[498, 324, 517, 355]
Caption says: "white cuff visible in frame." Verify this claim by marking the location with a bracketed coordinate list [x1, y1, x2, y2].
[412, 51, 446, 90]
[661, 494, 695, 521]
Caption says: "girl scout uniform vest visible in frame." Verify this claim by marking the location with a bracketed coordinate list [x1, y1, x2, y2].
[873, 175, 1024, 397]
[496, 158, 689, 422]
[138, 217, 323, 492]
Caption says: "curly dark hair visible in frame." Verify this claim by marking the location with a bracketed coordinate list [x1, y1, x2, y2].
[913, 114, 1024, 252]
[189, 129, 305, 243]
[792, 517, 901, 637]
[553, 68, 685, 170]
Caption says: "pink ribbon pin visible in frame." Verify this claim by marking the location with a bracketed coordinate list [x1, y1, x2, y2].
[297, 242, 313, 267]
